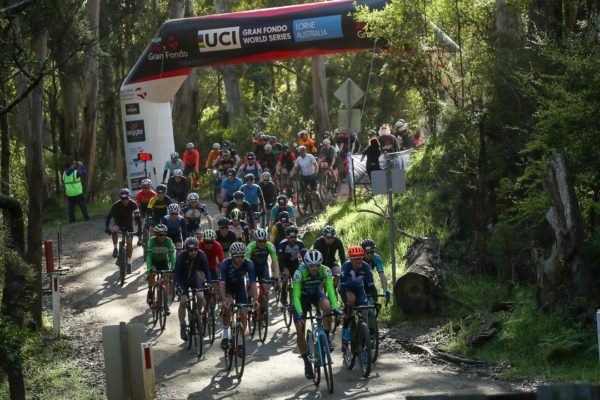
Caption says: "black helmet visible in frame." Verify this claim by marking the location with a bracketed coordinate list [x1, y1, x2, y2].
[322, 225, 336, 238]
[277, 194, 287, 204]
[217, 217, 230, 227]
[246, 151, 255, 160]
[360, 239, 376, 252]
[233, 191, 244, 200]
[156, 184, 166, 193]
[282, 144, 289, 151]
[278, 211, 290, 223]
[245, 173, 255, 181]
[285, 226, 298, 237]
[119, 188, 131, 198]
[184, 237, 199, 250]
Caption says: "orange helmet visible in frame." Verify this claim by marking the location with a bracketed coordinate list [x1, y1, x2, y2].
[348, 245, 365, 258]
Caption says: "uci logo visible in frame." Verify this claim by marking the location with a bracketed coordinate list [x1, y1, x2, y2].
[197, 27, 241, 53]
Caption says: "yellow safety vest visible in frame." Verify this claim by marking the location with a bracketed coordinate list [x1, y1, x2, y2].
[63, 171, 83, 197]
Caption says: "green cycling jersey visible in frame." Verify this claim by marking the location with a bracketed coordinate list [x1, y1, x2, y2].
[145, 236, 176, 272]
[292, 264, 339, 315]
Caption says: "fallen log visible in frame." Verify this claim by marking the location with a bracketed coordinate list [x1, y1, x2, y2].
[394, 237, 444, 313]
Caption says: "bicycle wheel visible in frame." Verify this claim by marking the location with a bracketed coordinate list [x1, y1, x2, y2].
[249, 309, 257, 338]
[258, 306, 268, 343]
[371, 317, 380, 363]
[234, 324, 246, 379]
[158, 286, 168, 331]
[193, 309, 204, 358]
[343, 320, 356, 369]
[207, 302, 216, 344]
[319, 174, 330, 202]
[319, 334, 334, 394]
[224, 325, 234, 371]
[187, 309, 194, 350]
[282, 287, 293, 329]
[358, 322, 372, 377]
[297, 190, 306, 216]
[306, 330, 320, 387]
[150, 288, 159, 327]
[117, 243, 126, 286]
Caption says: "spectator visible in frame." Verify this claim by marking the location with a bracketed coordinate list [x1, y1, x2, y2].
[361, 137, 381, 181]
[63, 160, 91, 223]
[412, 126, 424, 147]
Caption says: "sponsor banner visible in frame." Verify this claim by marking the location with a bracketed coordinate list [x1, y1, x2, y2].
[125, 120, 146, 143]
[197, 27, 241, 53]
[130, 177, 145, 191]
[147, 35, 190, 61]
[239, 22, 293, 47]
[293, 15, 342, 42]
[125, 103, 140, 115]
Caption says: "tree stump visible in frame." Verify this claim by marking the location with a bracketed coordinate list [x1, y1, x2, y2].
[394, 237, 444, 313]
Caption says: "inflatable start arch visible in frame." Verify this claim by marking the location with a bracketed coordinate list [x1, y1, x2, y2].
[120, 0, 388, 190]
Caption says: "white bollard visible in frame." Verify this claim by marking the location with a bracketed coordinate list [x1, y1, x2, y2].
[52, 274, 61, 336]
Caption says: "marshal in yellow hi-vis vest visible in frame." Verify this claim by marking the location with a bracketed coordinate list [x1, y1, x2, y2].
[63, 169, 83, 197]
[63, 161, 90, 223]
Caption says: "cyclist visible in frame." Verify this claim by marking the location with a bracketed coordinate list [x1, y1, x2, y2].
[290, 145, 321, 210]
[318, 138, 339, 191]
[147, 184, 173, 232]
[378, 123, 400, 156]
[104, 188, 140, 273]
[175, 236, 211, 341]
[221, 141, 240, 166]
[268, 136, 281, 158]
[163, 152, 183, 183]
[312, 225, 346, 287]
[269, 195, 296, 230]
[338, 245, 379, 346]
[237, 152, 263, 181]
[134, 178, 156, 246]
[215, 216, 238, 253]
[199, 229, 224, 314]
[225, 191, 255, 228]
[229, 208, 251, 244]
[259, 144, 277, 173]
[276, 226, 306, 305]
[270, 211, 295, 248]
[292, 250, 341, 379]
[162, 203, 187, 252]
[258, 172, 278, 221]
[296, 130, 317, 154]
[360, 239, 390, 302]
[166, 169, 189, 205]
[182, 142, 200, 184]
[145, 223, 176, 313]
[246, 228, 279, 319]
[216, 149, 237, 171]
[181, 192, 212, 236]
[253, 132, 267, 161]
[220, 168, 243, 214]
[275, 144, 296, 192]
[205, 143, 221, 170]
[219, 241, 258, 350]
[240, 174, 265, 228]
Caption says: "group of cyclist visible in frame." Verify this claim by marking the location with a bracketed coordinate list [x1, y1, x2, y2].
[103, 129, 395, 381]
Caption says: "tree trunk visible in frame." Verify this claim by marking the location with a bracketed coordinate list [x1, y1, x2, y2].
[80, 0, 100, 198]
[0, 68, 9, 195]
[58, 58, 79, 157]
[536, 153, 593, 309]
[24, 26, 48, 328]
[311, 55, 330, 141]
[394, 237, 444, 313]
[100, 55, 123, 189]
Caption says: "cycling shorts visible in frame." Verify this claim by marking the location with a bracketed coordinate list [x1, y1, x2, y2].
[183, 165, 196, 176]
[150, 259, 170, 272]
[176, 274, 203, 296]
[254, 263, 270, 281]
[300, 174, 317, 191]
[224, 282, 248, 304]
[339, 286, 368, 307]
[292, 290, 326, 324]
[168, 232, 182, 244]
[108, 219, 134, 235]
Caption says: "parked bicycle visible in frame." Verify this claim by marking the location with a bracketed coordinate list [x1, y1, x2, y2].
[149, 269, 173, 331]
[249, 278, 274, 343]
[342, 304, 377, 377]
[305, 308, 335, 393]
[224, 303, 254, 379]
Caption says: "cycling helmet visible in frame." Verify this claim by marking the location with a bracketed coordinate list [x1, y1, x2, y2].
[297, 130, 308, 137]
[322, 225, 336, 238]
[173, 169, 183, 177]
[270, 136, 278, 142]
[141, 178, 152, 187]
[184, 236, 199, 249]
[254, 228, 268, 241]
[360, 239, 376, 252]
[222, 139, 231, 147]
[282, 145, 290, 152]
[297, 145, 306, 153]
[230, 241, 246, 256]
[286, 226, 299, 237]
[185, 142, 194, 149]
[203, 229, 217, 241]
[333, 128, 340, 134]
[277, 194, 287, 204]
[395, 119, 405, 128]
[258, 132, 266, 140]
[167, 203, 180, 214]
[186, 192, 200, 202]
[322, 139, 331, 145]
[156, 184, 166, 193]
[245, 173, 255, 181]
[230, 208, 243, 220]
[233, 191, 244, 200]
[217, 217, 230, 227]
[304, 249, 323, 266]
[154, 224, 168, 234]
[119, 188, 131, 198]
[323, 131, 331, 138]
[279, 210, 290, 222]
[246, 152, 255, 160]
[348, 245, 365, 258]
[262, 172, 271, 181]
[212, 143, 221, 150]
[170, 152, 179, 159]
[222, 149, 231, 157]
[226, 168, 236, 176]
[264, 144, 272, 152]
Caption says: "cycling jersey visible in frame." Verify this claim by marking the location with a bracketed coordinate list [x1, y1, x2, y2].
[166, 176, 189, 203]
[294, 154, 317, 176]
[182, 149, 200, 171]
[161, 214, 187, 239]
[259, 181, 278, 206]
[318, 146, 337, 164]
[175, 249, 211, 288]
[221, 177, 243, 198]
[292, 264, 339, 314]
[105, 199, 139, 231]
[365, 253, 384, 273]
[163, 159, 183, 181]
[135, 189, 156, 205]
[217, 157, 236, 171]
[219, 258, 256, 285]
[229, 221, 250, 242]
[181, 204, 209, 232]
[237, 162, 263, 181]
[269, 204, 295, 222]
[205, 149, 220, 168]
[297, 137, 317, 153]
[225, 200, 254, 227]
[278, 152, 296, 171]
[148, 194, 173, 225]
[271, 222, 295, 248]
[277, 238, 306, 273]
[378, 134, 400, 154]
[245, 241, 278, 270]
[260, 152, 277, 171]
[216, 229, 238, 252]
[339, 260, 378, 299]
[199, 240, 225, 271]
[312, 236, 346, 270]
[240, 183, 264, 206]
[145, 236, 176, 272]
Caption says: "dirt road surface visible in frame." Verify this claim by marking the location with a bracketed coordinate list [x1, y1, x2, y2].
[47, 198, 525, 400]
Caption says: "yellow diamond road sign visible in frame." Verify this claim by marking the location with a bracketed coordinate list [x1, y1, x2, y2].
[334, 78, 364, 108]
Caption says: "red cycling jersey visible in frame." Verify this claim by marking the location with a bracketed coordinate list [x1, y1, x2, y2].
[135, 189, 157, 204]
[183, 149, 200, 170]
[199, 240, 225, 271]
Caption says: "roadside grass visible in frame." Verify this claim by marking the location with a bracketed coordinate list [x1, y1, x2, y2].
[0, 321, 103, 400]
[42, 197, 111, 230]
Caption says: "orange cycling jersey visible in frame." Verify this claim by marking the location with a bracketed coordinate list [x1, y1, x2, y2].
[205, 149, 220, 168]
[297, 137, 317, 153]
[183, 149, 200, 169]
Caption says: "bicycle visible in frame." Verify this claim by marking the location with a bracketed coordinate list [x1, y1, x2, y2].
[224, 303, 254, 379]
[201, 284, 217, 345]
[279, 272, 294, 329]
[115, 227, 129, 286]
[305, 308, 335, 393]
[249, 278, 274, 343]
[295, 176, 323, 216]
[185, 286, 208, 358]
[149, 269, 173, 331]
[141, 219, 151, 258]
[369, 294, 389, 363]
[317, 162, 337, 202]
[342, 304, 377, 377]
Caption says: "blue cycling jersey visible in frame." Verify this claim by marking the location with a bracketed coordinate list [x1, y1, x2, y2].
[365, 253, 384, 273]
[221, 178, 243, 197]
[162, 214, 186, 236]
[240, 183, 262, 206]
[219, 258, 256, 285]
[174, 250, 211, 288]
[339, 260, 376, 290]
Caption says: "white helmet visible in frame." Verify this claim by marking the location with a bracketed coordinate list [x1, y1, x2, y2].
[185, 142, 194, 149]
[262, 172, 271, 181]
[170, 152, 179, 159]
[167, 203, 180, 214]
[186, 192, 200, 202]
[229, 242, 246, 256]
[395, 119, 405, 128]
[323, 139, 330, 145]
[254, 228, 268, 241]
[141, 178, 152, 187]
[304, 249, 323, 266]
[212, 143, 221, 150]
[264, 144, 272, 152]
[297, 145, 306, 152]
[297, 129, 308, 138]
[173, 169, 183, 177]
